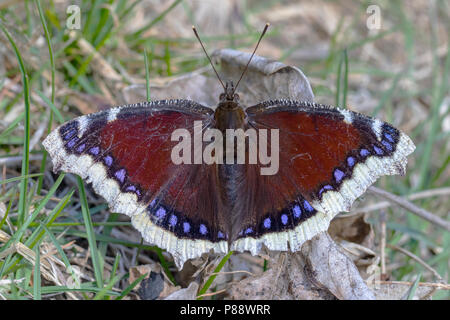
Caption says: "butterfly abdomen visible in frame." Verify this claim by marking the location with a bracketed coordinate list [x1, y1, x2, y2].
[213, 101, 251, 241]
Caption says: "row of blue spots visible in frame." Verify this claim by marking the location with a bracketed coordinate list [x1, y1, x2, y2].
[380, 129, 395, 152]
[60, 122, 82, 152]
[327, 145, 383, 197]
[147, 203, 232, 240]
[316, 126, 398, 201]
[60, 123, 145, 202]
[241, 199, 317, 236]
[60, 122, 78, 142]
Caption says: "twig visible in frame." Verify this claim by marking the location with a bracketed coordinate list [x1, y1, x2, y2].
[196, 288, 227, 299]
[368, 186, 450, 232]
[352, 187, 450, 214]
[0, 154, 43, 166]
[210, 270, 255, 277]
[386, 244, 443, 282]
[379, 211, 387, 276]
[370, 280, 450, 290]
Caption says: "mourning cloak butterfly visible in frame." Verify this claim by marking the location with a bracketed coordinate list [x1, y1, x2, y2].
[42, 25, 415, 268]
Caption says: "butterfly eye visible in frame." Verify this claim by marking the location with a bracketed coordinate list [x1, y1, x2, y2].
[219, 93, 226, 101]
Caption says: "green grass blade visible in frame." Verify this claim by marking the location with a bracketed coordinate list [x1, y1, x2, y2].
[0, 199, 12, 231]
[115, 272, 147, 300]
[25, 187, 73, 249]
[109, 253, 120, 284]
[34, 90, 64, 124]
[417, 38, 450, 189]
[127, 0, 183, 40]
[144, 48, 151, 101]
[406, 273, 422, 300]
[33, 243, 42, 300]
[0, 173, 43, 185]
[335, 49, 348, 108]
[197, 251, 234, 299]
[93, 273, 122, 300]
[40, 284, 119, 296]
[77, 176, 104, 288]
[40, 223, 81, 288]
[0, 112, 25, 141]
[0, 22, 31, 227]
[0, 173, 65, 256]
[0, 175, 68, 277]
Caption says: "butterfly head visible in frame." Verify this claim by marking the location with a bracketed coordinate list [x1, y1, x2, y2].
[219, 80, 240, 103]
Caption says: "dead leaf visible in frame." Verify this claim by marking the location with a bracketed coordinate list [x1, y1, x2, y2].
[212, 48, 315, 105]
[301, 233, 375, 299]
[228, 233, 375, 300]
[328, 212, 379, 280]
[369, 281, 436, 300]
[329, 212, 374, 247]
[164, 282, 199, 300]
[129, 263, 179, 300]
[122, 48, 314, 108]
[122, 69, 222, 107]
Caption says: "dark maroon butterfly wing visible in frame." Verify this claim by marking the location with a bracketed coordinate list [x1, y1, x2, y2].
[230, 100, 414, 254]
[43, 100, 227, 267]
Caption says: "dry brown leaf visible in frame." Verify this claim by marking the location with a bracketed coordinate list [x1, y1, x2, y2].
[329, 212, 374, 247]
[229, 233, 375, 300]
[228, 251, 335, 300]
[164, 282, 199, 300]
[122, 48, 314, 108]
[128, 263, 180, 300]
[301, 233, 375, 299]
[212, 48, 315, 105]
[369, 281, 436, 300]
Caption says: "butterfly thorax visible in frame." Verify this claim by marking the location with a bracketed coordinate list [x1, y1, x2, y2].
[214, 81, 246, 132]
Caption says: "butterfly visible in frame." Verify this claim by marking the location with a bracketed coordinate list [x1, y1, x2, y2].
[42, 24, 415, 268]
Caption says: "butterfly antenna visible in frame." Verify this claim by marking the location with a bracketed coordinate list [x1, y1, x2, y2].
[232, 23, 270, 95]
[192, 26, 226, 91]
